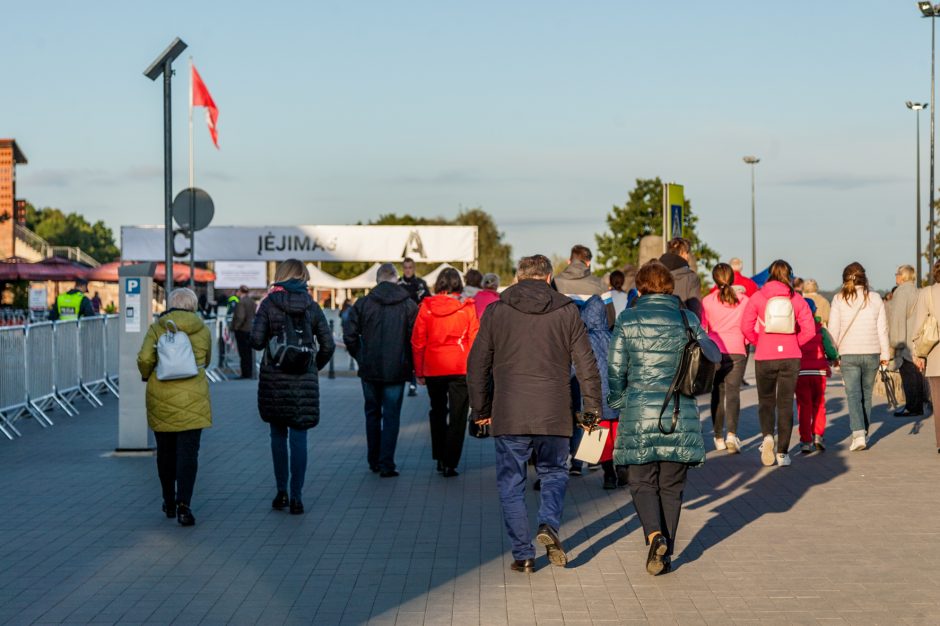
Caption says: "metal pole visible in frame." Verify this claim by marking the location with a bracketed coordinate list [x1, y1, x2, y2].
[750, 163, 757, 276]
[931, 14, 936, 281]
[918, 109, 924, 285]
[189, 58, 196, 290]
[163, 59, 174, 301]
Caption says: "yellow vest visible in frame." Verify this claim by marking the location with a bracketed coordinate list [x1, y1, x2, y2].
[56, 292, 84, 321]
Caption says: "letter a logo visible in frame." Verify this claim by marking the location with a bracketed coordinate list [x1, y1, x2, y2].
[402, 230, 426, 259]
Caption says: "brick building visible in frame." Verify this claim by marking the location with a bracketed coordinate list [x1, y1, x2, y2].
[0, 139, 28, 260]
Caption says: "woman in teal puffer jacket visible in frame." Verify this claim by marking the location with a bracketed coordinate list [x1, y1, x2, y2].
[608, 260, 720, 576]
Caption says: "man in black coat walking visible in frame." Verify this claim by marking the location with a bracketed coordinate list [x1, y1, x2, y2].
[467, 254, 602, 573]
[343, 263, 419, 477]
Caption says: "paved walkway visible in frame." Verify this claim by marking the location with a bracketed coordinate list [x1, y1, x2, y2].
[0, 373, 938, 625]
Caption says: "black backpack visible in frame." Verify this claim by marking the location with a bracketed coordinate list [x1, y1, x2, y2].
[267, 302, 316, 374]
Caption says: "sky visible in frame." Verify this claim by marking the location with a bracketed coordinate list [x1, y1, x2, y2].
[0, 1, 933, 289]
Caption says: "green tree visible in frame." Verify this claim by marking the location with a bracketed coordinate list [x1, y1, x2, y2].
[594, 177, 719, 276]
[24, 203, 120, 263]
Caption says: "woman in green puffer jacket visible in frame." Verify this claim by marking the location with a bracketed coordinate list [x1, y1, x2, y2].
[608, 261, 720, 576]
[137, 288, 212, 527]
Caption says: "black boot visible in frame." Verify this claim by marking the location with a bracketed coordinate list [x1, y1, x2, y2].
[272, 491, 289, 510]
[177, 503, 195, 527]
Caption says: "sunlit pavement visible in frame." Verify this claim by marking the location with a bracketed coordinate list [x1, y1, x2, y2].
[1, 372, 938, 625]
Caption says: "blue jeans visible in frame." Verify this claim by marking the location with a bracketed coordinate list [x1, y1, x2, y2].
[840, 353, 880, 434]
[270, 424, 307, 500]
[362, 381, 404, 472]
[494, 435, 570, 560]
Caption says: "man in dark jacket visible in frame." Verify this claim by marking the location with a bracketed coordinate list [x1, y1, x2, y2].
[230, 286, 257, 379]
[468, 254, 602, 573]
[659, 237, 702, 319]
[343, 264, 419, 477]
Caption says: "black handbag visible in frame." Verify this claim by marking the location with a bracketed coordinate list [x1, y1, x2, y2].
[658, 310, 717, 434]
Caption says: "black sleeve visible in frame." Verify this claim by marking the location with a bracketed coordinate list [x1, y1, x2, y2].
[311, 305, 336, 370]
[249, 300, 270, 350]
[342, 302, 362, 361]
[466, 309, 495, 418]
[48, 304, 59, 321]
[80, 297, 97, 318]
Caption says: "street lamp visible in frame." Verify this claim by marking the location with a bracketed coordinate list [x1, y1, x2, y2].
[918, 2, 940, 280]
[908, 101, 928, 284]
[144, 37, 188, 301]
[743, 155, 760, 276]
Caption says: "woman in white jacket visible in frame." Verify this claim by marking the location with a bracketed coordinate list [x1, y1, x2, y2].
[911, 260, 940, 455]
[828, 262, 889, 451]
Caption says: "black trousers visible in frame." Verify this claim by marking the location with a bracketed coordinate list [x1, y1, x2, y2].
[426, 375, 469, 469]
[710, 353, 747, 437]
[234, 330, 254, 378]
[755, 358, 800, 453]
[899, 358, 925, 413]
[154, 429, 202, 507]
[627, 461, 689, 557]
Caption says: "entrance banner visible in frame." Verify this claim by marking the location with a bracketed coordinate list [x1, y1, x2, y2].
[122, 225, 477, 263]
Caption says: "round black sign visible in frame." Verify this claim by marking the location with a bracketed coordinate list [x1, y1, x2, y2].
[172, 187, 214, 232]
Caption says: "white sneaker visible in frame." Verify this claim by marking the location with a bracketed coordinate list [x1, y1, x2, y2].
[725, 434, 742, 454]
[814, 434, 825, 451]
[760, 435, 776, 466]
[714, 437, 727, 451]
[849, 436, 867, 452]
[776, 453, 791, 467]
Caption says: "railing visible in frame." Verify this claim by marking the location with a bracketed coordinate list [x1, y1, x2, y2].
[13, 223, 101, 268]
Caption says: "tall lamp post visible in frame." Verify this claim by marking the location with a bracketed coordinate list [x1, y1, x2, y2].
[908, 101, 928, 284]
[743, 155, 760, 275]
[144, 37, 188, 302]
[918, 2, 940, 280]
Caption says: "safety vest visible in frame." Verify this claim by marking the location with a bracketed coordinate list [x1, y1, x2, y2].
[227, 295, 240, 305]
[56, 292, 84, 321]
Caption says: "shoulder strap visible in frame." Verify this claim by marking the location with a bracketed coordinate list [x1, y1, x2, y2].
[836, 299, 865, 350]
[658, 310, 690, 434]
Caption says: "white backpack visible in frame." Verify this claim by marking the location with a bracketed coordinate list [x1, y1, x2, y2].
[155, 320, 200, 381]
[761, 296, 796, 334]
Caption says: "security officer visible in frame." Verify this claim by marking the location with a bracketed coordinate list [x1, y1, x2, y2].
[49, 279, 96, 321]
[226, 292, 240, 317]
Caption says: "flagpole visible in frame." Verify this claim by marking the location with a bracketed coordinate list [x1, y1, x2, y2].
[188, 57, 196, 289]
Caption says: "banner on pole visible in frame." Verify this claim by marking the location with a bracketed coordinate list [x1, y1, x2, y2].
[662, 183, 685, 241]
[122, 225, 478, 263]
[214, 261, 268, 289]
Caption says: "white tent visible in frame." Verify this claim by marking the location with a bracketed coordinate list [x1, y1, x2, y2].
[421, 263, 457, 287]
[305, 263, 348, 289]
[340, 263, 383, 289]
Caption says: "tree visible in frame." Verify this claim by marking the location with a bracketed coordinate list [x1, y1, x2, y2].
[595, 177, 720, 277]
[23, 203, 120, 263]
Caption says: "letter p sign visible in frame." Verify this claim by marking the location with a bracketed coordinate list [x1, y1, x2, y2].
[125, 278, 141, 295]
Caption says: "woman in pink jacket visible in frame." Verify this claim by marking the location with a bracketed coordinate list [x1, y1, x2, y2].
[700, 263, 749, 454]
[741, 260, 816, 467]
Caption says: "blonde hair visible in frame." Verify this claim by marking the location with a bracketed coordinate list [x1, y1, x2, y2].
[273, 259, 310, 284]
[897, 265, 916, 283]
[168, 287, 198, 312]
[803, 278, 819, 294]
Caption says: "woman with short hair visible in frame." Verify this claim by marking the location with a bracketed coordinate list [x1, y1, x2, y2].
[411, 268, 480, 477]
[608, 260, 720, 575]
[828, 262, 889, 451]
[251, 259, 335, 514]
[473, 273, 501, 318]
[137, 287, 212, 526]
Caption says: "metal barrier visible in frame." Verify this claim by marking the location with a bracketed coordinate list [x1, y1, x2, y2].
[0, 326, 27, 439]
[80, 317, 118, 400]
[53, 320, 95, 409]
[24, 322, 67, 424]
[105, 314, 120, 389]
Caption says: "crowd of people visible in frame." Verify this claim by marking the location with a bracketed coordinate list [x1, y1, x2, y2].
[134, 244, 940, 578]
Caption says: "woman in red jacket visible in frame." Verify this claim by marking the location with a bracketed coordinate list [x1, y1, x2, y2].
[412, 268, 480, 477]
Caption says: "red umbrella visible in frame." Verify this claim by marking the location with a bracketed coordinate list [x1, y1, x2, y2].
[86, 262, 215, 284]
[0, 256, 91, 281]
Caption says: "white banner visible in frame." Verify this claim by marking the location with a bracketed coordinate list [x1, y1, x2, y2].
[28, 284, 48, 311]
[214, 261, 268, 289]
[121, 225, 477, 263]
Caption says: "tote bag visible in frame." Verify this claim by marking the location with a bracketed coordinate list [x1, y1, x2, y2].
[914, 288, 940, 358]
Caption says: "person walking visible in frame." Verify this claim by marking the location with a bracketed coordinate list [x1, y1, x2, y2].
[230, 285, 257, 379]
[136, 288, 212, 527]
[728, 258, 758, 297]
[399, 257, 429, 396]
[886, 265, 924, 417]
[608, 270, 632, 318]
[828, 262, 890, 451]
[659, 238, 702, 318]
[468, 254, 602, 573]
[700, 263, 749, 453]
[411, 267, 479, 477]
[796, 299, 839, 453]
[250, 259, 335, 514]
[741, 260, 816, 467]
[49, 278, 96, 321]
[802, 279, 830, 327]
[473, 273, 500, 318]
[343, 263, 419, 478]
[463, 268, 483, 299]
[912, 260, 940, 454]
[608, 261, 720, 575]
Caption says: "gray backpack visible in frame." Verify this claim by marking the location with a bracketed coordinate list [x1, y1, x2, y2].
[155, 320, 199, 381]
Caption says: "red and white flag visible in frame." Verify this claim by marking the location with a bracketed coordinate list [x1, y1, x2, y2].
[191, 64, 219, 149]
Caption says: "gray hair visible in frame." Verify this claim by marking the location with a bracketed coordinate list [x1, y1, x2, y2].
[168, 287, 198, 312]
[482, 273, 500, 290]
[803, 278, 820, 293]
[516, 255, 553, 280]
[729, 257, 743, 271]
[376, 263, 399, 283]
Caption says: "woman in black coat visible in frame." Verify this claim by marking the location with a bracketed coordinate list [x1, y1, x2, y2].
[250, 259, 335, 514]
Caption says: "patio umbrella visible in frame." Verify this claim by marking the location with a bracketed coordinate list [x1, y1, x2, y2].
[0, 256, 91, 281]
[86, 262, 215, 284]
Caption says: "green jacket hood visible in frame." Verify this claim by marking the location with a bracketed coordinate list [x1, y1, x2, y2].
[157, 309, 206, 335]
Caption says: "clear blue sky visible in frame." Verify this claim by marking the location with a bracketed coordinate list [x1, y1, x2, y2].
[0, 1, 931, 288]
